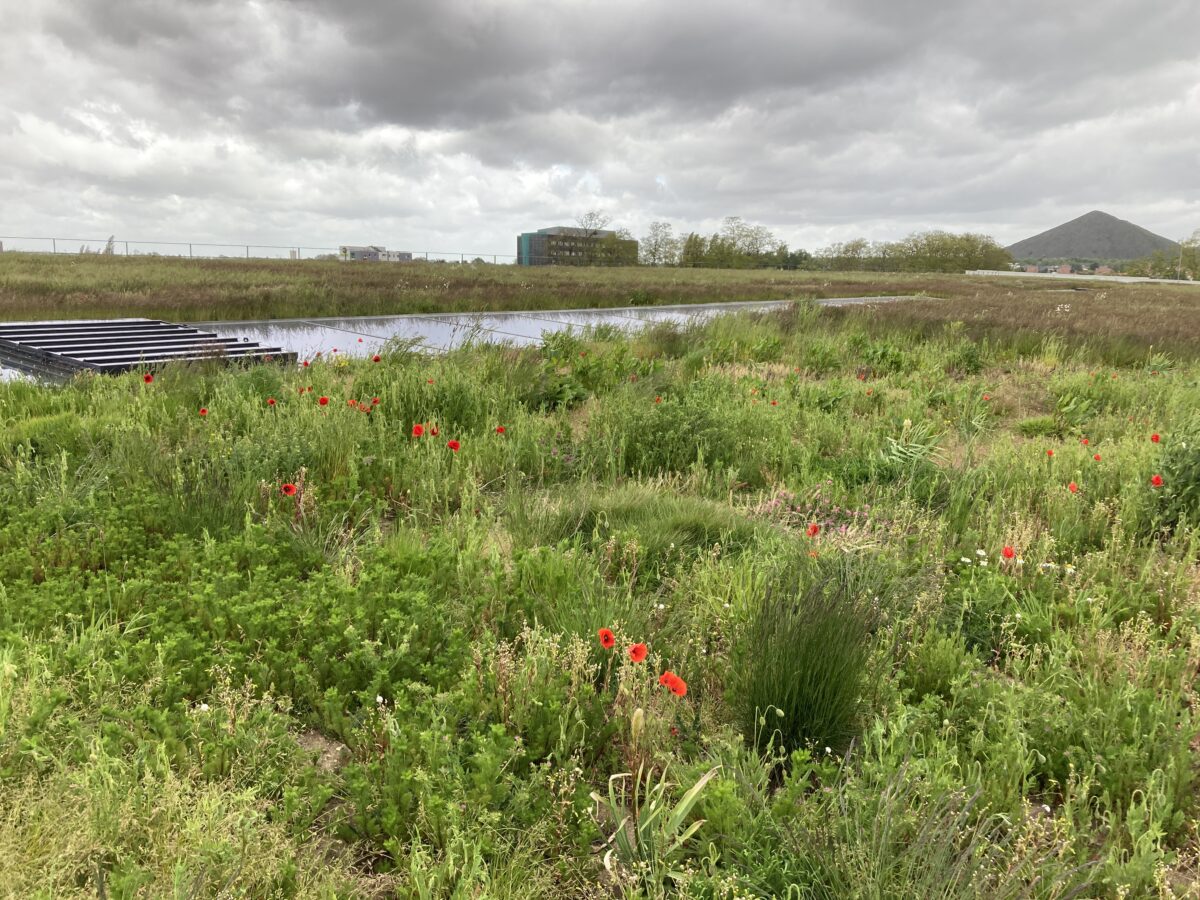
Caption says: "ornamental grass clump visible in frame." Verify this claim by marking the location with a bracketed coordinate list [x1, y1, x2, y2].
[734, 554, 882, 756]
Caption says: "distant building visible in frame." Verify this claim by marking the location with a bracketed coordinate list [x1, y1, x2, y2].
[1096, 265, 1115, 275]
[1056, 264, 1073, 274]
[339, 245, 413, 262]
[517, 226, 638, 266]
[1025, 265, 1039, 273]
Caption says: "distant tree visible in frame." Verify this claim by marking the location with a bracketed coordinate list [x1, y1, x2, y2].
[574, 210, 627, 265]
[596, 227, 638, 266]
[576, 210, 611, 238]
[776, 246, 813, 269]
[666, 218, 792, 268]
[818, 238, 871, 271]
[640, 221, 680, 266]
[1179, 229, 1199, 279]
[679, 232, 707, 267]
[818, 231, 1010, 273]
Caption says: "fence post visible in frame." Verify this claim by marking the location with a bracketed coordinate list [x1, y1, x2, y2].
[246, 245, 250, 259]
[189, 244, 193, 258]
[124, 241, 129, 255]
[51, 238, 56, 253]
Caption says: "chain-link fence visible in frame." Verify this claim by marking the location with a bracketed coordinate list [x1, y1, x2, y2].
[0, 235, 524, 265]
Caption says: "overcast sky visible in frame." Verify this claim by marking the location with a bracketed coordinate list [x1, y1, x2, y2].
[2, 0, 1198, 258]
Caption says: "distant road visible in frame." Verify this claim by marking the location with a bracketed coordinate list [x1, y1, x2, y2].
[965, 269, 1200, 287]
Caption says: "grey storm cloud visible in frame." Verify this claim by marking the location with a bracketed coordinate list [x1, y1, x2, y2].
[1, 0, 1197, 255]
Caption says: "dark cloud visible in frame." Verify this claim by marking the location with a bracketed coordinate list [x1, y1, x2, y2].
[1, 0, 1197, 256]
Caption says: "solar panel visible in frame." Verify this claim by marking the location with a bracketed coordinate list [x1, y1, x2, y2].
[0, 318, 296, 379]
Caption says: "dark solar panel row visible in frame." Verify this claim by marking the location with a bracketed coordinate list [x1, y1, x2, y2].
[0, 318, 295, 379]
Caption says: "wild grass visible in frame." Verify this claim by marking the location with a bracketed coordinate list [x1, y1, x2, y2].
[1, 295, 1199, 896]
[733, 553, 885, 756]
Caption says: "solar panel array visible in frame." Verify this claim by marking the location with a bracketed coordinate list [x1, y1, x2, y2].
[0, 318, 294, 379]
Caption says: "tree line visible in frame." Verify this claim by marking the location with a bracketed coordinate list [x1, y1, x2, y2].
[636, 217, 1013, 272]
[1123, 230, 1200, 280]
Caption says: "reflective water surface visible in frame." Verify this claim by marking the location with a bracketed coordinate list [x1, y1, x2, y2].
[190, 300, 813, 361]
[2, 297, 909, 377]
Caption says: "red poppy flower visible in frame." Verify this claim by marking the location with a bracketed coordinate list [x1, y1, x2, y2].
[264, 355, 272, 362]
[1151, 474, 1164, 487]
[412, 423, 425, 437]
[1002, 546, 1015, 559]
[447, 439, 460, 452]
[347, 399, 357, 407]
[628, 643, 647, 663]
[303, 360, 310, 367]
[670, 677, 688, 697]
[806, 523, 820, 537]
[372, 355, 381, 363]
[298, 387, 305, 394]
[427, 378, 435, 384]
[267, 397, 276, 406]
[372, 397, 380, 405]
[1151, 433, 1160, 443]
[1068, 481, 1078, 493]
[866, 388, 873, 396]
[142, 373, 154, 384]
[770, 400, 778, 406]
[1046, 449, 1054, 458]
[318, 396, 329, 406]
[1080, 438, 1089, 446]
[658, 670, 676, 686]
[1093, 453, 1101, 461]
[495, 425, 505, 433]
[430, 426, 439, 436]
[357, 338, 363, 342]
[198, 407, 208, 417]
[332, 348, 338, 353]
[598, 628, 616, 649]
[655, 396, 662, 404]
[982, 393, 990, 401]
[280, 483, 297, 497]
